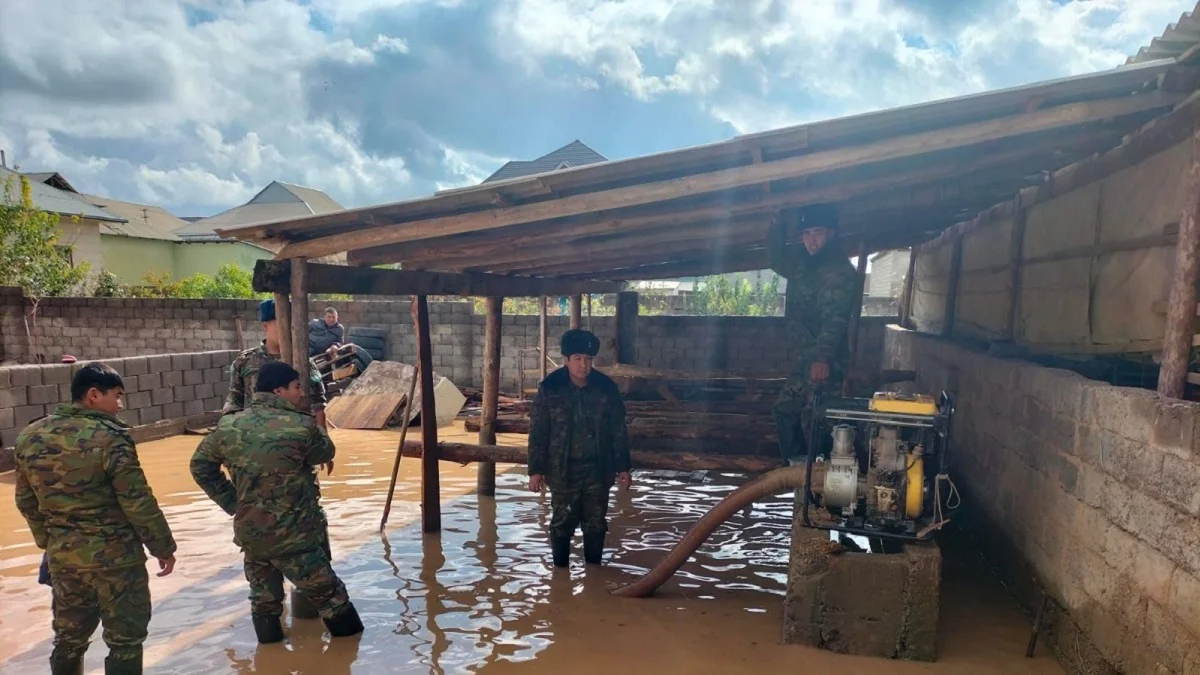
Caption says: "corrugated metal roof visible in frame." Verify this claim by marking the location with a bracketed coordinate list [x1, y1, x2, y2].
[81, 194, 185, 241]
[1, 167, 126, 223]
[1126, 2, 1200, 64]
[482, 140, 607, 183]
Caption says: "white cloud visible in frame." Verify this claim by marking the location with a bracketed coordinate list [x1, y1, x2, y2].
[372, 34, 410, 54]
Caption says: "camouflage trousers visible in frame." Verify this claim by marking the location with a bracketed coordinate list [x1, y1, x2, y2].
[772, 355, 843, 461]
[50, 563, 151, 662]
[549, 479, 611, 538]
[243, 545, 350, 620]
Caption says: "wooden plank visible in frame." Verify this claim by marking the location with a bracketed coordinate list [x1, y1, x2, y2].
[279, 93, 1180, 260]
[325, 393, 405, 429]
[538, 297, 549, 380]
[899, 247, 918, 329]
[398, 440, 783, 474]
[1151, 300, 1200, 315]
[478, 296, 501, 496]
[347, 127, 1122, 268]
[1006, 193, 1028, 339]
[842, 239, 869, 396]
[569, 295, 582, 329]
[253, 259, 624, 297]
[1159, 126, 1200, 399]
[616, 291, 638, 364]
[413, 296, 441, 532]
[289, 260, 310, 408]
[942, 233, 965, 337]
[491, 229, 767, 276]
[273, 292, 292, 365]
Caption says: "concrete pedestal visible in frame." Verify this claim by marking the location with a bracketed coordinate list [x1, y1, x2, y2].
[782, 510, 942, 661]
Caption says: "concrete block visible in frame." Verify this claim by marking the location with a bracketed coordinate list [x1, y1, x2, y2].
[125, 391, 151, 410]
[118, 410, 141, 427]
[195, 383, 215, 400]
[204, 368, 225, 384]
[9, 365, 43, 387]
[175, 385, 196, 402]
[162, 402, 184, 420]
[151, 388, 174, 406]
[183, 369, 203, 386]
[183, 400, 205, 417]
[162, 371, 183, 387]
[41, 364, 72, 385]
[0, 408, 13, 430]
[1143, 602, 1190, 674]
[137, 373, 161, 392]
[1082, 384, 1156, 443]
[205, 397, 223, 412]
[171, 354, 193, 371]
[122, 357, 149, 377]
[14, 405, 46, 428]
[148, 355, 172, 373]
[27, 384, 59, 406]
[0, 386, 29, 408]
[783, 533, 940, 661]
[1144, 454, 1200, 516]
[140, 406, 163, 424]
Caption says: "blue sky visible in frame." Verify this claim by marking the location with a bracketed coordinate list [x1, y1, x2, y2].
[0, 0, 1194, 217]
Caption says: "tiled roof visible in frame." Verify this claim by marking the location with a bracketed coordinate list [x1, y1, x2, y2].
[482, 140, 607, 183]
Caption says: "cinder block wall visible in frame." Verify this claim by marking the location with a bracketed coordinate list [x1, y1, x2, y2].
[886, 326, 1199, 675]
[0, 350, 238, 454]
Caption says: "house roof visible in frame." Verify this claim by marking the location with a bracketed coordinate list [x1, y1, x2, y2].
[1127, 4, 1200, 65]
[80, 194, 186, 241]
[481, 140, 607, 183]
[179, 181, 344, 241]
[1, 166, 126, 223]
[24, 172, 79, 193]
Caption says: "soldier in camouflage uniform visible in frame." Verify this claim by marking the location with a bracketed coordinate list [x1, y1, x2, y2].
[768, 203, 859, 464]
[528, 329, 632, 568]
[225, 299, 329, 430]
[191, 361, 363, 644]
[14, 363, 177, 675]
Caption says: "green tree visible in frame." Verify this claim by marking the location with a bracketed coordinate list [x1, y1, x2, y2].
[0, 175, 90, 346]
[691, 273, 781, 316]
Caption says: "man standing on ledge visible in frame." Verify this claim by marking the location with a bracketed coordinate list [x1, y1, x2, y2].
[528, 329, 632, 568]
[15, 363, 177, 675]
[225, 298, 329, 431]
[768, 203, 859, 464]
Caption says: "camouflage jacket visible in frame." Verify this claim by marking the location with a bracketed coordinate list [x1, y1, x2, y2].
[191, 392, 335, 559]
[528, 368, 631, 491]
[768, 225, 859, 364]
[13, 405, 176, 571]
[223, 341, 327, 415]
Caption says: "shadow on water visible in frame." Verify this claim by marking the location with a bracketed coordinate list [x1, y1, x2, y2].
[0, 429, 1062, 675]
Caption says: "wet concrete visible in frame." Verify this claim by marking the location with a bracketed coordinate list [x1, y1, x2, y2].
[0, 424, 1062, 674]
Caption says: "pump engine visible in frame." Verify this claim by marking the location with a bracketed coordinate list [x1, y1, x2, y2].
[801, 391, 957, 541]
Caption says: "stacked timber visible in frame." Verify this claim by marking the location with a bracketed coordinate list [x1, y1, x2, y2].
[463, 400, 779, 457]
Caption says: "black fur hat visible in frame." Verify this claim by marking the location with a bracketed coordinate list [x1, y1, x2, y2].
[560, 329, 600, 357]
[797, 203, 839, 231]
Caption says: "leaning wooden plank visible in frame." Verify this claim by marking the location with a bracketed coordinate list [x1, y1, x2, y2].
[325, 393, 406, 430]
[279, 92, 1180, 260]
[398, 440, 781, 473]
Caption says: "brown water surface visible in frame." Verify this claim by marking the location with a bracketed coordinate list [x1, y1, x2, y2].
[0, 425, 1061, 674]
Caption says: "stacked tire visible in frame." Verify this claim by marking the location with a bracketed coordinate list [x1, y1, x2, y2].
[347, 327, 387, 361]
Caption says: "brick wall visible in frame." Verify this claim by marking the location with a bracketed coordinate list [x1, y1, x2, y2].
[885, 326, 1199, 675]
[1, 350, 238, 453]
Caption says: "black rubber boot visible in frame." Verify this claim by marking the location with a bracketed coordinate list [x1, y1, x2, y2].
[323, 603, 365, 638]
[291, 588, 320, 619]
[49, 655, 82, 675]
[551, 537, 570, 568]
[583, 533, 605, 565]
[253, 614, 285, 644]
[104, 655, 142, 675]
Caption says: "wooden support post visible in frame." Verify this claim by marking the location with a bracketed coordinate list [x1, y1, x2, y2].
[587, 294, 593, 330]
[413, 295, 441, 532]
[539, 296, 549, 381]
[290, 260, 311, 411]
[273, 292, 292, 364]
[380, 361, 420, 531]
[899, 248, 918, 329]
[843, 241, 870, 396]
[569, 295, 583, 329]
[1158, 127, 1200, 399]
[1006, 194, 1029, 340]
[942, 235, 964, 337]
[478, 296, 502, 496]
[616, 291, 639, 364]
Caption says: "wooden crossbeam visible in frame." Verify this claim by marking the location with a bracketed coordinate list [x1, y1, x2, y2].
[279, 92, 1179, 261]
[251, 260, 624, 297]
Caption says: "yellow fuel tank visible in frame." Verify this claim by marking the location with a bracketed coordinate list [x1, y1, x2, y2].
[870, 392, 938, 415]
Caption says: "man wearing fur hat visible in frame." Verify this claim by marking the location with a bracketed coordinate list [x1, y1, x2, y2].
[528, 329, 632, 568]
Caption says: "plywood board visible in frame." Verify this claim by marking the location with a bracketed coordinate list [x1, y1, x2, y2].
[1099, 140, 1190, 243]
[339, 361, 466, 428]
[325, 393, 406, 430]
[1023, 182, 1100, 260]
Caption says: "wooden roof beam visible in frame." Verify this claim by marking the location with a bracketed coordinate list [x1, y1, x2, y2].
[251, 260, 624, 297]
[278, 91, 1180, 261]
[346, 126, 1127, 267]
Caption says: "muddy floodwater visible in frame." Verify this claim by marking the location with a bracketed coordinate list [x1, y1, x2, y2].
[0, 424, 1061, 674]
